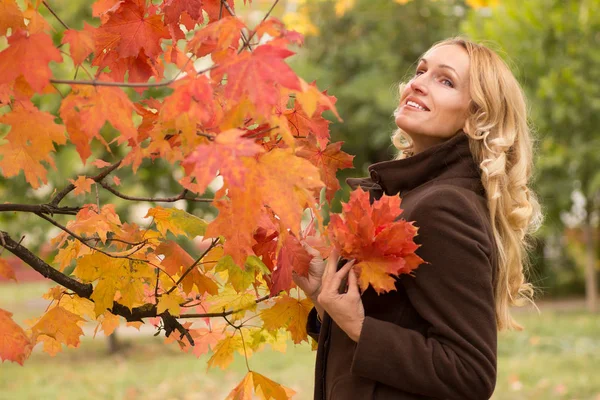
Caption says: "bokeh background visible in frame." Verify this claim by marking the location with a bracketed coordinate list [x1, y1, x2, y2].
[1, 0, 598, 399]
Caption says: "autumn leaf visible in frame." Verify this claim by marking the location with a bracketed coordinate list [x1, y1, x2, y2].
[30, 306, 85, 354]
[0, 308, 32, 365]
[207, 333, 244, 370]
[270, 234, 312, 295]
[261, 295, 312, 344]
[186, 16, 244, 63]
[62, 23, 95, 65]
[94, 0, 170, 59]
[157, 291, 185, 316]
[226, 371, 294, 400]
[212, 44, 302, 115]
[202, 0, 236, 23]
[181, 129, 264, 195]
[0, 258, 17, 281]
[296, 136, 354, 203]
[144, 206, 208, 238]
[327, 187, 425, 294]
[206, 287, 257, 321]
[0, 102, 66, 189]
[69, 175, 96, 196]
[56, 204, 122, 245]
[59, 84, 138, 162]
[0, 30, 61, 92]
[0, 0, 25, 36]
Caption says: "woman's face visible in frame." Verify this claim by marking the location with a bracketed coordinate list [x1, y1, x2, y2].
[394, 44, 471, 153]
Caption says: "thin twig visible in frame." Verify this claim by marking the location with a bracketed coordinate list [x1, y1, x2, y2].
[50, 65, 218, 88]
[42, 0, 69, 30]
[179, 295, 270, 319]
[220, 0, 252, 51]
[35, 212, 147, 261]
[98, 181, 213, 203]
[50, 160, 122, 206]
[165, 239, 219, 295]
[238, 328, 252, 372]
[239, 0, 280, 54]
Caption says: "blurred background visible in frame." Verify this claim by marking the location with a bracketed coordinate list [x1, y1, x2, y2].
[0, 0, 598, 399]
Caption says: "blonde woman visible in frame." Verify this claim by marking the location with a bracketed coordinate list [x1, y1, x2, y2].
[293, 38, 544, 400]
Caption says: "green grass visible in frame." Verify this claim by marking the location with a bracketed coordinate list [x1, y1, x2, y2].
[1, 282, 599, 400]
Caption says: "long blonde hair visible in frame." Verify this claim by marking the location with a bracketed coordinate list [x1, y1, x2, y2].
[392, 38, 544, 331]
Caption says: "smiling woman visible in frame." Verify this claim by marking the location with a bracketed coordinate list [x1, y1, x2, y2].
[294, 37, 544, 400]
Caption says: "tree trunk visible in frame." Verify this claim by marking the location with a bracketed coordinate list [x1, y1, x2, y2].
[107, 329, 121, 354]
[583, 216, 598, 313]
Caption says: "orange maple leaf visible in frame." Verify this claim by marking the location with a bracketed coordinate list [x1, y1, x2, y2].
[202, 0, 236, 23]
[296, 136, 354, 203]
[0, 258, 17, 282]
[212, 44, 302, 116]
[327, 187, 426, 294]
[0, 102, 66, 189]
[0, 0, 26, 36]
[226, 371, 294, 400]
[59, 84, 138, 162]
[61, 23, 95, 65]
[94, 0, 170, 59]
[69, 175, 95, 196]
[0, 308, 32, 365]
[261, 295, 313, 344]
[186, 16, 244, 63]
[0, 30, 61, 92]
[30, 306, 85, 354]
[162, 0, 204, 35]
[181, 129, 264, 195]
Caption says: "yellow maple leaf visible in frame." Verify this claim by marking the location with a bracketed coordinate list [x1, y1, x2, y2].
[94, 311, 120, 337]
[207, 334, 244, 370]
[145, 206, 208, 238]
[356, 260, 398, 294]
[30, 307, 85, 354]
[261, 295, 313, 344]
[68, 175, 95, 196]
[206, 288, 258, 321]
[157, 291, 185, 316]
[56, 294, 96, 321]
[225, 371, 295, 400]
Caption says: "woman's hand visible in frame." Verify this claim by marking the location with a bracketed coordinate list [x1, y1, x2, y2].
[318, 249, 365, 342]
[292, 241, 327, 300]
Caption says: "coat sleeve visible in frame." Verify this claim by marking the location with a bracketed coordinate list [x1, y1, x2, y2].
[350, 187, 498, 400]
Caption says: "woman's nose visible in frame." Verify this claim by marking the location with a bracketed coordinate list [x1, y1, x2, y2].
[409, 75, 428, 95]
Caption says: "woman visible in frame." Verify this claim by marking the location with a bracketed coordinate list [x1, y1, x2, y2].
[293, 38, 544, 400]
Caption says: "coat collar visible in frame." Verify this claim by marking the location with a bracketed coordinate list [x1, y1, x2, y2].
[346, 132, 483, 197]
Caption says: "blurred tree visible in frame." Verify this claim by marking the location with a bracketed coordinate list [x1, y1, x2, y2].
[463, 0, 600, 311]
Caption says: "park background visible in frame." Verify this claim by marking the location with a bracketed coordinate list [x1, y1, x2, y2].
[0, 0, 598, 399]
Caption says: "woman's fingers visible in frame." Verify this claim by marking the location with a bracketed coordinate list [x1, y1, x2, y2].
[347, 264, 360, 295]
[325, 258, 356, 294]
[322, 248, 340, 281]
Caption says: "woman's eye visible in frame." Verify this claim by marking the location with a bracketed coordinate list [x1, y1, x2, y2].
[442, 78, 454, 88]
[415, 70, 425, 76]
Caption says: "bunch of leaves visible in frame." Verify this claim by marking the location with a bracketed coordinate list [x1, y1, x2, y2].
[327, 187, 425, 293]
[0, 0, 355, 398]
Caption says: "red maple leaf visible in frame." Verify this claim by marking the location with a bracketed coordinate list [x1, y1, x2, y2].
[327, 187, 426, 294]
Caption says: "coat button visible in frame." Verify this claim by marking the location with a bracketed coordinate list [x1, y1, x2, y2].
[370, 170, 381, 183]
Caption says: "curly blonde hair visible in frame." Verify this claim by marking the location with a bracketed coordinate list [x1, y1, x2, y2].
[392, 38, 544, 331]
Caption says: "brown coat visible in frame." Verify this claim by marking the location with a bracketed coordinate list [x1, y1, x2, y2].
[307, 132, 498, 400]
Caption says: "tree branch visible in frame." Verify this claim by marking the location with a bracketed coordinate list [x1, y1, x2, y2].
[0, 232, 92, 298]
[239, 0, 279, 54]
[0, 204, 80, 215]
